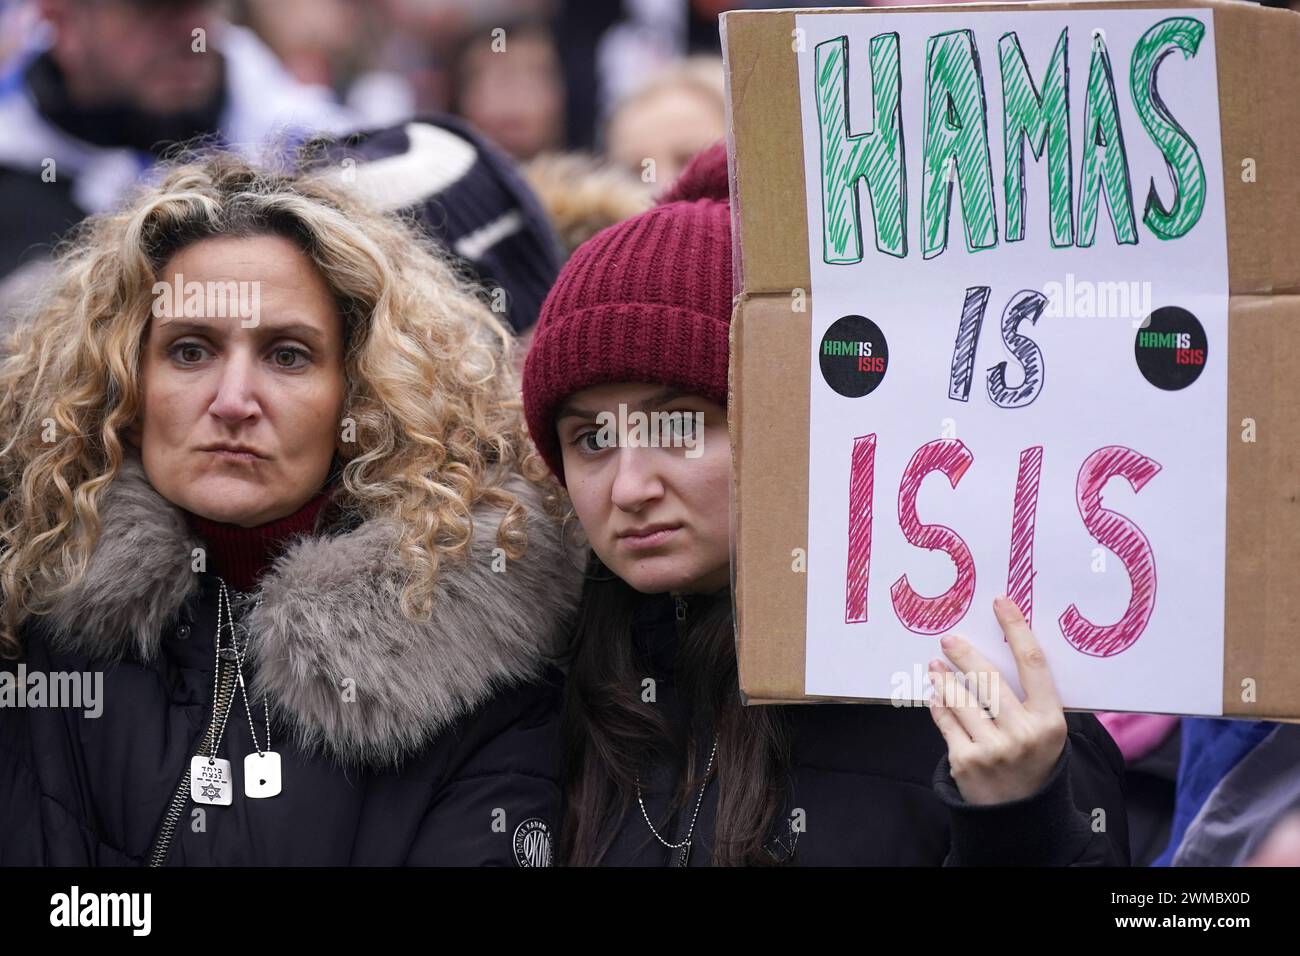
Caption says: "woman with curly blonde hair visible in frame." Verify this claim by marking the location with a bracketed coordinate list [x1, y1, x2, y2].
[0, 151, 580, 866]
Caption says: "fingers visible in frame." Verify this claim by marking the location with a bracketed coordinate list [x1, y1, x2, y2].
[994, 595, 1062, 714]
[936, 632, 1021, 722]
[927, 667, 977, 761]
[929, 659, 997, 743]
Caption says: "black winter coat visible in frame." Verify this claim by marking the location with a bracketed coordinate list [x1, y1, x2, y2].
[601, 590, 1131, 866]
[0, 454, 581, 866]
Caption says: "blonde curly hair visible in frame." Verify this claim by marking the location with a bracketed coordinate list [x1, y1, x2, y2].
[521, 152, 652, 257]
[0, 150, 555, 658]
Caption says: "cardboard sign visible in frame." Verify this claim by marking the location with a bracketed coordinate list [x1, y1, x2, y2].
[723, 0, 1300, 719]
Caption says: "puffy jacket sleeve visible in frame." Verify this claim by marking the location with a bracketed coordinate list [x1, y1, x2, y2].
[0, 639, 139, 867]
[404, 671, 564, 867]
[931, 712, 1131, 866]
[0, 661, 49, 865]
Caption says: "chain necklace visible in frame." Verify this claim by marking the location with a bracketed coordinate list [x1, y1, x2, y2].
[190, 578, 282, 804]
[634, 733, 719, 867]
[222, 583, 270, 755]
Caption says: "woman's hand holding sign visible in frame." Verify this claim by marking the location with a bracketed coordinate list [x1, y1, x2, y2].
[927, 596, 1069, 806]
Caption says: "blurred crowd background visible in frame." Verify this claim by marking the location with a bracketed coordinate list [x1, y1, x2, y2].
[2, 0, 897, 175]
[0, 0, 792, 293]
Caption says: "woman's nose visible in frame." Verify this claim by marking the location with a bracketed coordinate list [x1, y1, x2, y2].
[208, 354, 260, 422]
[609, 445, 665, 512]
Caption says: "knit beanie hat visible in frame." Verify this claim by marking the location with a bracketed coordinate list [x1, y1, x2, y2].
[522, 142, 733, 485]
[307, 115, 565, 335]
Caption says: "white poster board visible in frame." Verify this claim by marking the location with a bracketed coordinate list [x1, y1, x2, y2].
[797, 8, 1229, 714]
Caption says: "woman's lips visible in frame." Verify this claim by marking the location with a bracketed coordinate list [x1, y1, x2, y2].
[205, 449, 262, 464]
[618, 526, 681, 551]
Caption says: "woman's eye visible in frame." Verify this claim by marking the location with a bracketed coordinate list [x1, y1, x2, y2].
[660, 412, 702, 441]
[570, 429, 606, 454]
[668, 414, 698, 438]
[271, 346, 310, 369]
[169, 341, 208, 364]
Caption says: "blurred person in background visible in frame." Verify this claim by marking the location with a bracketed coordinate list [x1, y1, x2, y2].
[552, 0, 845, 151]
[301, 115, 657, 362]
[522, 151, 652, 258]
[302, 115, 566, 350]
[334, 0, 558, 131]
[237, 0, 366, 90]
[1094, 713, 1180, 866]
[1248, 810, 1300, 866]
[1154, 718, 1300, 867]
[553, 0, 732, 152]
[236, 0, 416, 126]
[0, 2, 41, 89]
[0, 0, 356, 283]
[602, 55, 725, 188]
[448, 14, 565, 162]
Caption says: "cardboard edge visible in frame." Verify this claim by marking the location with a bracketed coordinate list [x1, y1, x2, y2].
[732, 293, 812, 704]
[721, 7, 809, 296]
[1222, 294, 1300, 719]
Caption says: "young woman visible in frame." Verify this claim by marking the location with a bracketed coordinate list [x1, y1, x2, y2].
[0, 152, 578, 866]
[522, 144, 1129, 866]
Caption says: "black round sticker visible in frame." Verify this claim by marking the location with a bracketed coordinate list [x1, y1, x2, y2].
[1135, 306, 1207, 391]
[819, 314, 889, 398]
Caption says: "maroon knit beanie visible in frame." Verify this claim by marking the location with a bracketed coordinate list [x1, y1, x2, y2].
[522, 142, 733, 485]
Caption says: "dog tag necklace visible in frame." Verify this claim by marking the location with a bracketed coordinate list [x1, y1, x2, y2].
[634, 733, 718, 867]
[191, 580, 280, 804]
[190, 582, 242, 806]
[220, 579, 282, 798]
[223, 583, 281, 798]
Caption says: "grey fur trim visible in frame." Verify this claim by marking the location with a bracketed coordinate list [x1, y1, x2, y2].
[42, 456, 204, 663]
[245, 477, 578, 767]
[41, 453, 582, 766]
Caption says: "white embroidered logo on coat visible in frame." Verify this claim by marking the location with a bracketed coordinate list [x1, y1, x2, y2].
[513, 818, 553, 867]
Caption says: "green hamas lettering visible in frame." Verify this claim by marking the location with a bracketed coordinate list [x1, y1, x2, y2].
[1001, 28, 1073, 248]
[1131, 17, 1207, 240]
[815, 32, 906, 262]
[812, 17, 1208, 263]
[1137, 330, 1190, 348]
[823, 339, 875, 356]
[922, 29, 998, 259]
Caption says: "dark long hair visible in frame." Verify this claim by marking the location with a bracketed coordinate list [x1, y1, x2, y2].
[558, 554, 793, 866]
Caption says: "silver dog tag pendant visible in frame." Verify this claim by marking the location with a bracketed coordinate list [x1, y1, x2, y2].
[244, 751, 282, 798]
[191, 756, 233, 805]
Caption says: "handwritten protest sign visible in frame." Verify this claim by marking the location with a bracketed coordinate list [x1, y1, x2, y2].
[723, 1, 1300, 718]
[799, 8, 1226, 713]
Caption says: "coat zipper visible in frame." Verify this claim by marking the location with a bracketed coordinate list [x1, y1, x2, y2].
[147, 590, 245, 867]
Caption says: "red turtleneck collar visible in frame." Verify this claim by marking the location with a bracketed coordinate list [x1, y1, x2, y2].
[182, 489, 336, 593]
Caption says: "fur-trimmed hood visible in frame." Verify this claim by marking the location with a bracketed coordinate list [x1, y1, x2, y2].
[38, 452, 582, 767]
